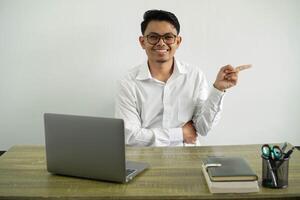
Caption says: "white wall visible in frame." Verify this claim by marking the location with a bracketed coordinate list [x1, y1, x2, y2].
[0, 0, 299, 150]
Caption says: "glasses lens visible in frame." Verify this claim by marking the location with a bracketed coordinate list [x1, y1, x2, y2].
[146, 34, 176, 45]
[163, 34, 176, 44]
[147, 34, 160, 45]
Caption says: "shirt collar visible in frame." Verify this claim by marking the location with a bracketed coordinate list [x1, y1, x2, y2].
[135, 58, 187, 81]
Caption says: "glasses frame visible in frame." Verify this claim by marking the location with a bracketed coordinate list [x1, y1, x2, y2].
[144, 33, 178, 45]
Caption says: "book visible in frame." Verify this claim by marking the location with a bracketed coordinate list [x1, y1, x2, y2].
[201, 156, 259, 193]
[203, 156, 258, 181]
[201, 163, 259, 193]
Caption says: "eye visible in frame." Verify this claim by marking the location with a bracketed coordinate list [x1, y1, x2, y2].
[148, 35, 159, 40]
[164, 35, 174, 40]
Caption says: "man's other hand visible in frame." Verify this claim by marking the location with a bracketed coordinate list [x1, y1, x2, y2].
[182, 120, 197, 144]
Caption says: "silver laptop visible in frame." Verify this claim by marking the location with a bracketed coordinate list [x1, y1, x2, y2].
[44, 113, 149, 183]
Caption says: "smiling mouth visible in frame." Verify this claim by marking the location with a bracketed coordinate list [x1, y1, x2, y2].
[153, 49, 169, 53]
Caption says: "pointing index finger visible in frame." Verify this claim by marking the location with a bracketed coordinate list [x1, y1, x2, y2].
[235, 64, 252, 72]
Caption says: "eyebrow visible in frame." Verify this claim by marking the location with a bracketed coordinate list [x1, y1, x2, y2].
[147, 32, 176, 36]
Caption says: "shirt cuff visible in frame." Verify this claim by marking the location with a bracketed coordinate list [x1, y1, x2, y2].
[169, 128, 183, 144]
[210, 86, 225, 102]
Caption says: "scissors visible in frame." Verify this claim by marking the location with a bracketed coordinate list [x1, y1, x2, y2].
[261, 144, 283, 160]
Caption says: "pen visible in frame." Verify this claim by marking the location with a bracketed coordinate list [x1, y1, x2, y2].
[284, 147, 295, 159]
[276, 147, 294, 171]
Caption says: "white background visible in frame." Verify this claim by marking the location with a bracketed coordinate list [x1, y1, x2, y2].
[1, 0, 299, 150]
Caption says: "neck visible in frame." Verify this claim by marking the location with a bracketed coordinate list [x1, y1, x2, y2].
[148, 58, 174, 82]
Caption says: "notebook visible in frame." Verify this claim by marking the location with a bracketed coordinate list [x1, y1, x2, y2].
[203, 156, 258, 181]
[44, 113, 149, 183]
[201, 163, 259, 193]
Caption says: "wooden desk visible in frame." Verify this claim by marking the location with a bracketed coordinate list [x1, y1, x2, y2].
[0, 144, 299, 199]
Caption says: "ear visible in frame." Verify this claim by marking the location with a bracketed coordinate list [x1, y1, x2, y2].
[175, 36, 182, 48]
[139, 36, 146, 49]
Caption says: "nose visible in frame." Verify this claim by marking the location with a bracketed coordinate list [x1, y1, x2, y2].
[156, 37, 166, 46]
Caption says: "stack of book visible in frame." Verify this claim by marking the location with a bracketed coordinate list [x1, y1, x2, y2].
[201, 156, 259, 193]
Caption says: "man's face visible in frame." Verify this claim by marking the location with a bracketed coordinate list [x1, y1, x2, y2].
[139, 20, 181, 64]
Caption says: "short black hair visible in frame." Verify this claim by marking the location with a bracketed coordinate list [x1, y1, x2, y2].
[141, 10, 180, 35]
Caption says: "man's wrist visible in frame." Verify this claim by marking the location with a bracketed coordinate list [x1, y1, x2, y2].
[170, 128, 184, 143]
[213, 83, 225, 92]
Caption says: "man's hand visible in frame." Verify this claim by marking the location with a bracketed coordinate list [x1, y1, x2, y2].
[182, 120, 197, 144]
[213, 64, 252, 91]
[213, 65, 238, 91]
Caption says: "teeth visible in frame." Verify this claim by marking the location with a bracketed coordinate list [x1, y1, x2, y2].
[155, 49, 167, 53]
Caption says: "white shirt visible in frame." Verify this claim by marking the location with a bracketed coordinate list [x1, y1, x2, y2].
[115, 58, 225, 147]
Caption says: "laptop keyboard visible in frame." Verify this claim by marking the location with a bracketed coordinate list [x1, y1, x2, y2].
[126, 169, 137, 176]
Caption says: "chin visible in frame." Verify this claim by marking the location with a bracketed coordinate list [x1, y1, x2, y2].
[155, 56, 172, 63]
[155, 59, 168, 63]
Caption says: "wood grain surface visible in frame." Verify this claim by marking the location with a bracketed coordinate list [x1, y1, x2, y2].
[0, 144, 299, 199]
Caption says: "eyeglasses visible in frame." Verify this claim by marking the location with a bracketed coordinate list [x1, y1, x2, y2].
[145, 33, 177, 45]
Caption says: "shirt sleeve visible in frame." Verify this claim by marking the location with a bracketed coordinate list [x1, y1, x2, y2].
[192, 73, 225, 136]
[114, 79, 183, 146]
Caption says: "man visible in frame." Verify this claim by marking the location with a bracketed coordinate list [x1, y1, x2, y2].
[115, 10, 240, 146]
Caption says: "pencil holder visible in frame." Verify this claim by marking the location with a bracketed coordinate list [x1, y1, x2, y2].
[262, 156, 289, 188]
